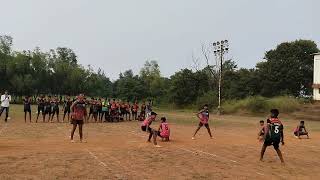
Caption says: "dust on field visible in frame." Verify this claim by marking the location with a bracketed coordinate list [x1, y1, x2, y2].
[0, 106, 320, 179]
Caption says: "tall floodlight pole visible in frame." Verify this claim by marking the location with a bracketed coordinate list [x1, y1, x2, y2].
[213, 40, 229, 115]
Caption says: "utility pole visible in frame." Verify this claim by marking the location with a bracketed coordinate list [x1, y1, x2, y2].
[213, 40, 229, 115]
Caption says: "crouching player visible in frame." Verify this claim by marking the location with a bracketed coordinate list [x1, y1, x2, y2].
[70, 94, 87, 143]
[141, 112, 161, 148]
[192, 104, 213, 140]
[294, 121, 309, 139]
[158, 117, 170, 141]
[260, 109, 285, 163]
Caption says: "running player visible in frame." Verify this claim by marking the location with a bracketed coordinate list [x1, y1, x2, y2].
[50, 96, 60, 123]
[44, 96, 52, 122]
[131, 101, 139, 120]
[294, 121, 309, 139]
[36, 95, 45, 123]
[158, 117, 170, 141]
[70, 94, 87, 143]
[141, 112, 161, 147]
[23, 96, 32, 123]
[192, 104, 213, 140]
[63, 96, 73, 122]
[260, 109, 285, 163]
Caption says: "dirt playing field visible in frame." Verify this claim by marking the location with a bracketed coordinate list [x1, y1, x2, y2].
[0, 105, 320, 180]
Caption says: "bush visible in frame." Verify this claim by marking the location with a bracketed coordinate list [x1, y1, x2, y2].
[222, 96, 300, 114]
[196, 91, 218, 110]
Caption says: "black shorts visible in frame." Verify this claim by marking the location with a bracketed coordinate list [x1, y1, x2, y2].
[71, 119, 84, 125]
[199, 122, 209, 128]
[24, 108, 31, 113]
[92, 110, 98, 115]
[64, 108, 71, 114]
[52, 108, 59, 114]
[45, 108, 52, 115]
[141, 126, 152, 132]
[38, 106, 44, 113]
[264, 138, 280, 149]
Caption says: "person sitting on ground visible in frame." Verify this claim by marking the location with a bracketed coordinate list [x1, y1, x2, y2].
[158, 117, 170, 141]
[294, 121, 309, 139]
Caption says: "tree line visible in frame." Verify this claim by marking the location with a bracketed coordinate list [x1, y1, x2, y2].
[0, 35, 318, 107]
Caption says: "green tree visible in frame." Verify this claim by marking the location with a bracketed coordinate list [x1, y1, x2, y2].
[256, 40, 319, 96]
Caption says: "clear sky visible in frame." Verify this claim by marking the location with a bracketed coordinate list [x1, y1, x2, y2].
[1, 0, 319, 80]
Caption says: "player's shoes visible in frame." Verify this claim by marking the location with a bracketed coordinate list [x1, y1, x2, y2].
[192, 137, 195, 140]
[210, 136, 213, 139]
[70, 140, 75, 143]
[154, 145, 161, 148]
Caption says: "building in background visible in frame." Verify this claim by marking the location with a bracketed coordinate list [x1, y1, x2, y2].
[313, 53, 320, 100]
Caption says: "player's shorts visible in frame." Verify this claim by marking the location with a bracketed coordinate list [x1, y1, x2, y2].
[52, 108, 59, 114]
[38, 106, 44, 114]
[45, 108, 52, 115]
[64, 108, 71, 114]
[199, 122, 209, 128]
[71, 119, 84, 125]
[92, 109, 98, 115]
[141, 126, 152, 133]
[24, 108, 31, 113]
[264, 138, 280, 149]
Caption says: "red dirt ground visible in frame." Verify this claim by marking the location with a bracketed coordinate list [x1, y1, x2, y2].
[0, 109, 319, 180]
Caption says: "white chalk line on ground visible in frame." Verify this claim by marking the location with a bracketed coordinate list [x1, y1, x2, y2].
[85, 149, 111, 170]
[179, 146, 266, 176]
[85, 148, 136, 179]
[178, 146, 238, 164]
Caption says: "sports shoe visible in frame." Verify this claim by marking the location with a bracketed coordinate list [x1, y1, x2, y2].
[154, 145, 161, 148]
[70, 140, 75, 143]
[192, 137, 195, 140]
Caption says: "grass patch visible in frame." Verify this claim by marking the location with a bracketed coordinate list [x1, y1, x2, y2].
[222, 96, 300, 114]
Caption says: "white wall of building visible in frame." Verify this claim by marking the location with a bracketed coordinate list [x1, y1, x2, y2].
[314, 54, 320, 100]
